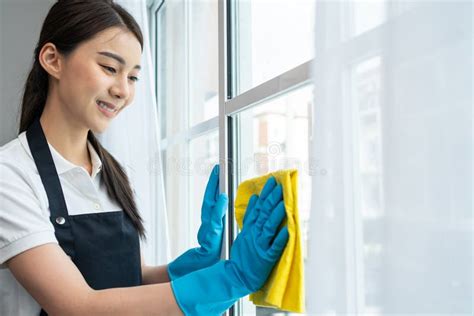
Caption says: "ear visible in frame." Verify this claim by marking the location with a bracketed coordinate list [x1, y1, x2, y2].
[38, 43, 63, 80]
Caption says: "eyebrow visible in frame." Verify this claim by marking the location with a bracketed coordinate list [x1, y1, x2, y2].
[97, 51, 141, 70]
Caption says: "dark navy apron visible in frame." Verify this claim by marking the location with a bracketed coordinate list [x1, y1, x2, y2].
[26, 117, 142, 316]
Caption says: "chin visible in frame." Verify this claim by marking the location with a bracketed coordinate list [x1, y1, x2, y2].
[90, 122, 109, 135]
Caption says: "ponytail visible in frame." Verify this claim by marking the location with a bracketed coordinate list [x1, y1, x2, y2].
[88, 132, 146, 239]
[19, 60, 48, 133]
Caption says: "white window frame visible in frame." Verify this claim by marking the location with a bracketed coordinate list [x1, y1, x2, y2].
[148, 0, 313, 315]
[218, 3, 313, 315]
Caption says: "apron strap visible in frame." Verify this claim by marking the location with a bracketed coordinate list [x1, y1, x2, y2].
[26, 116, 75, 258]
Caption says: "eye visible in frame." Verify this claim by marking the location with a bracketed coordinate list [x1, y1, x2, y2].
[101, 65, 116, 74]
[101, 65, 139, 83]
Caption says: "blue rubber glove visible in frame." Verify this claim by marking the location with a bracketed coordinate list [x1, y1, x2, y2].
[167, 165, 229, 280]
[171, 176, 289, 316]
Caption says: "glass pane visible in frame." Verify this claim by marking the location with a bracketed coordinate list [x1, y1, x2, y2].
[236, 84, 313, 315]
[348, 1, 420, 39]
[164, 131, 219, 260]
[189, 131, 219, 247]
[189, 1, 219, 126]
[347, 0, 420, 36]
[163, 142, 190, 259]
[351, 52, 472, 313]
[157, 1, 187, 139]
[235, 0, 315, 95]
[350, 0, 387, 37]
[352, 56, 385, 313]
[157, 1, 218, 140]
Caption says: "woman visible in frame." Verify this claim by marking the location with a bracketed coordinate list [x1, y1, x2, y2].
[0, 0, 289, 315]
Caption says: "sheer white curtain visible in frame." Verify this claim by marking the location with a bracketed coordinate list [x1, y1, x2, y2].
[96, 0, 170, 266]
[308, 1, 472, 314]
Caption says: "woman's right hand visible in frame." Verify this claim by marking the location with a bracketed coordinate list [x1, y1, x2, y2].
[169, 176, 289, 315]
[228, 176, 289, 293]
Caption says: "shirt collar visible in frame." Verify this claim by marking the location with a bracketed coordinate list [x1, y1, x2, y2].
[19, 132, 103, 177]
[87, 141, 103, 178]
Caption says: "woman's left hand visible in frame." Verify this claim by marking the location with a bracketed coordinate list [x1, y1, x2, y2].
[167, 164, 228, 280]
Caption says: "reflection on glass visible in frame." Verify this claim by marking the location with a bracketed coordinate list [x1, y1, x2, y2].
[163, 142, 189, 259]
[156, 5, 167, 139]
[237, 85, 313, 315]
[353, 56, 384, 313]
[157, 1, 187, 139]
[189, 1, 219, 125]
[350, 0, 387, 37]
[348, 0, 421, 38]
[354, 57, 384, 219]
[351, 47, 472, 312]
[157, 0, 218, 140]
[189, 131, 219, 247]
[164, 132, 218, 259]
[236, 0, 315, 94]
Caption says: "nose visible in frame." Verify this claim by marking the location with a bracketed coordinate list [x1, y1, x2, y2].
[110, 76, 130, 101]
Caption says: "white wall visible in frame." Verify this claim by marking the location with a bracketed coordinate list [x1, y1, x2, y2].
[0, 0, 54, 146]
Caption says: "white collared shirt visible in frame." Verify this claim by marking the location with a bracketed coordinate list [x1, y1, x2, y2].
[0, 131, 124, 315]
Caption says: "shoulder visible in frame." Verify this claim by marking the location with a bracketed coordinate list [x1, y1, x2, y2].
[0, 132, 43, 213]
[1, 131, 31, 157]
[0, 134, 23, 160]
[0, 134, 57, 269]
[0, 132, 38, 180]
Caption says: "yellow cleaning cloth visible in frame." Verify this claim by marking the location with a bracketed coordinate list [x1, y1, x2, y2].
[234, 169, 305, 313]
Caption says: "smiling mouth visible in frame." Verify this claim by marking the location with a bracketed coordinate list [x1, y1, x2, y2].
[96, 100, 118, 113]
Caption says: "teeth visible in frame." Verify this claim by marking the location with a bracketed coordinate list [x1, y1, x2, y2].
[97, 101, 116, 113]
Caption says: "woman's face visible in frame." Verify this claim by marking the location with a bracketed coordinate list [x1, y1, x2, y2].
[55, 26, 142, 133]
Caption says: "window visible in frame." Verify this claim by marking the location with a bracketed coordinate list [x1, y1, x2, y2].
[234, 0, 315, 94]
[228, 1, 314, 311]
[236, 85, 313, 314]
[150, 0, 219, 257]
[149, 1, 472, 315]
[149, 0, 314, 314]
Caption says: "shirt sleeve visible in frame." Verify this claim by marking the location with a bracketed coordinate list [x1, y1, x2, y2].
[0, 161, 58, 269]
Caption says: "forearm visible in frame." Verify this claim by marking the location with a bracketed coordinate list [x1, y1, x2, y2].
[82, 282, 182, 316]
[142, 264, 170, 284]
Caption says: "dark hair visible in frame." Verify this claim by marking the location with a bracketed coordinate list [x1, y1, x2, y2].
[19, 0, 146, 239]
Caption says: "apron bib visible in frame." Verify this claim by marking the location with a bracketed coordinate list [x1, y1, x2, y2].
[26, 117, 142, 316]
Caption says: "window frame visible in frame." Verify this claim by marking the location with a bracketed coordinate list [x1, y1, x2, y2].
[218, 2, 313, 313]
[148, 0, 314, 315]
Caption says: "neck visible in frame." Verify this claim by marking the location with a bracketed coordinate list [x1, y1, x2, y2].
[39, 94, 91, 168]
